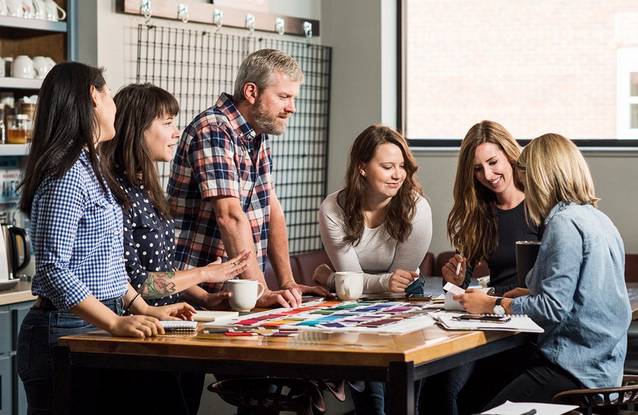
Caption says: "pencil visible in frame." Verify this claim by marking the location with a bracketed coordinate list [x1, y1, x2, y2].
[456, 252, 463, 277]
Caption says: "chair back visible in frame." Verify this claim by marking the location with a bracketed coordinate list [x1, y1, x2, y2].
[552, 375, 638, 415]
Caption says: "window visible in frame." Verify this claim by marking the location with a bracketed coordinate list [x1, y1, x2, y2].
[618, 48, 638, 139]
[403, 1, 638, 147]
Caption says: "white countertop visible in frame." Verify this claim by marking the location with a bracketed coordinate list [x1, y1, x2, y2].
[0, 280, 35, 306]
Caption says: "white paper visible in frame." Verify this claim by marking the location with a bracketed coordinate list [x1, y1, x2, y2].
[482, 400, 578, 415]
[195, 310, 239, 322]
[443, 282, 465, 295]
[432, 312, 544, 333]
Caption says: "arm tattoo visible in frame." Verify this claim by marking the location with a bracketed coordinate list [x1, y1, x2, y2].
[140, 271, 177, 299]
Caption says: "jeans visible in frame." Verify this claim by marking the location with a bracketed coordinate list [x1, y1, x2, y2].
[17, 297, 123, 415]
[350, 381, 386, 415]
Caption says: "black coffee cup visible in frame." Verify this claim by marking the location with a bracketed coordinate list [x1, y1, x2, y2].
[515, 241, 541, 287]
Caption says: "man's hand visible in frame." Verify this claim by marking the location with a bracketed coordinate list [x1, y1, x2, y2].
[257, 288, 302, 308]
[281, 280, 330, 297]
[503, 288, 529, 298]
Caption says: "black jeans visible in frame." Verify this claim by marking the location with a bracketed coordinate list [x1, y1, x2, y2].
[458, 344, 581, 415]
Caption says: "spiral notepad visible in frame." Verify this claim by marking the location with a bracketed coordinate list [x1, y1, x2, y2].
[160, 320, 198, 332]
[431, 312, 544, 333]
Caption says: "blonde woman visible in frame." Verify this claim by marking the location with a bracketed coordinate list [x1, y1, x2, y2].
[455, 134, 631, 407]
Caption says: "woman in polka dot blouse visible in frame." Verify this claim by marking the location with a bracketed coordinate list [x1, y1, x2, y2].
[100, 83, 249, 308]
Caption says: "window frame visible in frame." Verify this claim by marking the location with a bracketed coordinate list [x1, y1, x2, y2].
[399, 0, 638, 149]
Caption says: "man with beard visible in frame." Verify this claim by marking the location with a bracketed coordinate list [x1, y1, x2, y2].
[168, 49, 326, 308]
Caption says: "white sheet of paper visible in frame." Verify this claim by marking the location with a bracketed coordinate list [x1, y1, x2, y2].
[482, 400, 578, 415]
[443, 282, 465, 295]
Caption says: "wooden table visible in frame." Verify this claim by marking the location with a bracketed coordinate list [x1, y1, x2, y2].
[55, 322, 529, 414]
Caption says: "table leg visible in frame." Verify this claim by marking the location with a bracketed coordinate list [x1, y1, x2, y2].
[388, 361, 415, 415]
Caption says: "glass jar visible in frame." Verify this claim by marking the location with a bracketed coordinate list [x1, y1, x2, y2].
[6, 114, 29, 144]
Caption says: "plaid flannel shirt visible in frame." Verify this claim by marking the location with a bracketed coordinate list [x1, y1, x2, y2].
[167, 93, 273, 275]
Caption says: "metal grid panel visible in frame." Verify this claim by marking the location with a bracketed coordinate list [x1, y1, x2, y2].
[135, 24, 331, 253]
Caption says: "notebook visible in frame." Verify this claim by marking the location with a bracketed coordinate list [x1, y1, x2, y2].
[160, 320, 198, 332]
[193, 311, 239, 322]
[431, 311, 544, 333]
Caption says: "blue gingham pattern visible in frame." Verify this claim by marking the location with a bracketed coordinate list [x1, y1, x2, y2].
[30, 151, 128, 310]
[167, 93, 273, 276]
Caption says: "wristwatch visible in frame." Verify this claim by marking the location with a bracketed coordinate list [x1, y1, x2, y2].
[493, 297, 505, 316]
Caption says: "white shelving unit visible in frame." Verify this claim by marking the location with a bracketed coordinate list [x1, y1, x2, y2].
[0, 144, 29, 156]
[0, 16, 66, 32]
[0, 78, 42, 90]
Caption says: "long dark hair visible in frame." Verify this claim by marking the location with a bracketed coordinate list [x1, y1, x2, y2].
[100, 83, 179, 218]
[338, 124, 423, 245]
[447, 120, 522, 266]
[19, 62, 108, 216]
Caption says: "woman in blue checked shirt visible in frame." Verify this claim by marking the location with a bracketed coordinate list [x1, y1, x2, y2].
[16, 62, 195, 414]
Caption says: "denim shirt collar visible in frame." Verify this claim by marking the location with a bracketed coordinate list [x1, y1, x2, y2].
[544, 201, 571, 226]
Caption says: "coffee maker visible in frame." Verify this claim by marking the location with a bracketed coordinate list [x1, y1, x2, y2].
[0, 211, 30, 284]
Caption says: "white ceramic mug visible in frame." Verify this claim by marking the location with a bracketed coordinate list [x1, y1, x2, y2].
[334, 272, 364, 301]
[0, 57, 5, 77]
[31, 0, 46, 19]
[32, 56, 51, 79]
[227, 280, 265, 312]
[11, 55, 34, 79]
[0, 0, 8, 16]
[6, 0, 23, 17]
[21, 0, 34, 18]
[43, 0, 64, 21]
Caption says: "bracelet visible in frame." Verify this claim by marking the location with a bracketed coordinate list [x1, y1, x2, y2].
[124, 292, 141, 314]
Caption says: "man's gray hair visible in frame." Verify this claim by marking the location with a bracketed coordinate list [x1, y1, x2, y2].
[233, 49, 304, 103]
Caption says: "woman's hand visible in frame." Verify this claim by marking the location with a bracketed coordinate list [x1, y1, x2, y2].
[198, 251, 250, 284]
[204, 291, 231, 309]
[503, 288, 529, 298]
[441, 254, 466, 286]
[453, 288, 495, 314]
[388, 269, 418, 292]
[312, 263, 333, 287]
[145, 302, 196, 321]
[108, 315, 164, 338]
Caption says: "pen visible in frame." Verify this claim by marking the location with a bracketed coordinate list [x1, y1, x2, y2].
[519, 410, 536, 415]
[455, 261, 462, 276]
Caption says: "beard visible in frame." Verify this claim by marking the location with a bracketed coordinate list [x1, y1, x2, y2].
[252, 98, 287, 136]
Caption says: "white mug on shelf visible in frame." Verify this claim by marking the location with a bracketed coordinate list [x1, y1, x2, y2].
[21, 0, 34, 18]
[32, 56, 52, 79]
[11, 55, 34, 79]
[43, 0, 64, 21]
[33, 56, 55, 79]
[6, 0, 23, 17]
[0, 58, 5, 77]
[0, 0, 8, 16]
[31, 0, 46, 19]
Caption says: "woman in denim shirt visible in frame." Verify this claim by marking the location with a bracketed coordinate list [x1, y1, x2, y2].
[16, 62, 195, 415]
[456, 133, 631, 407]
